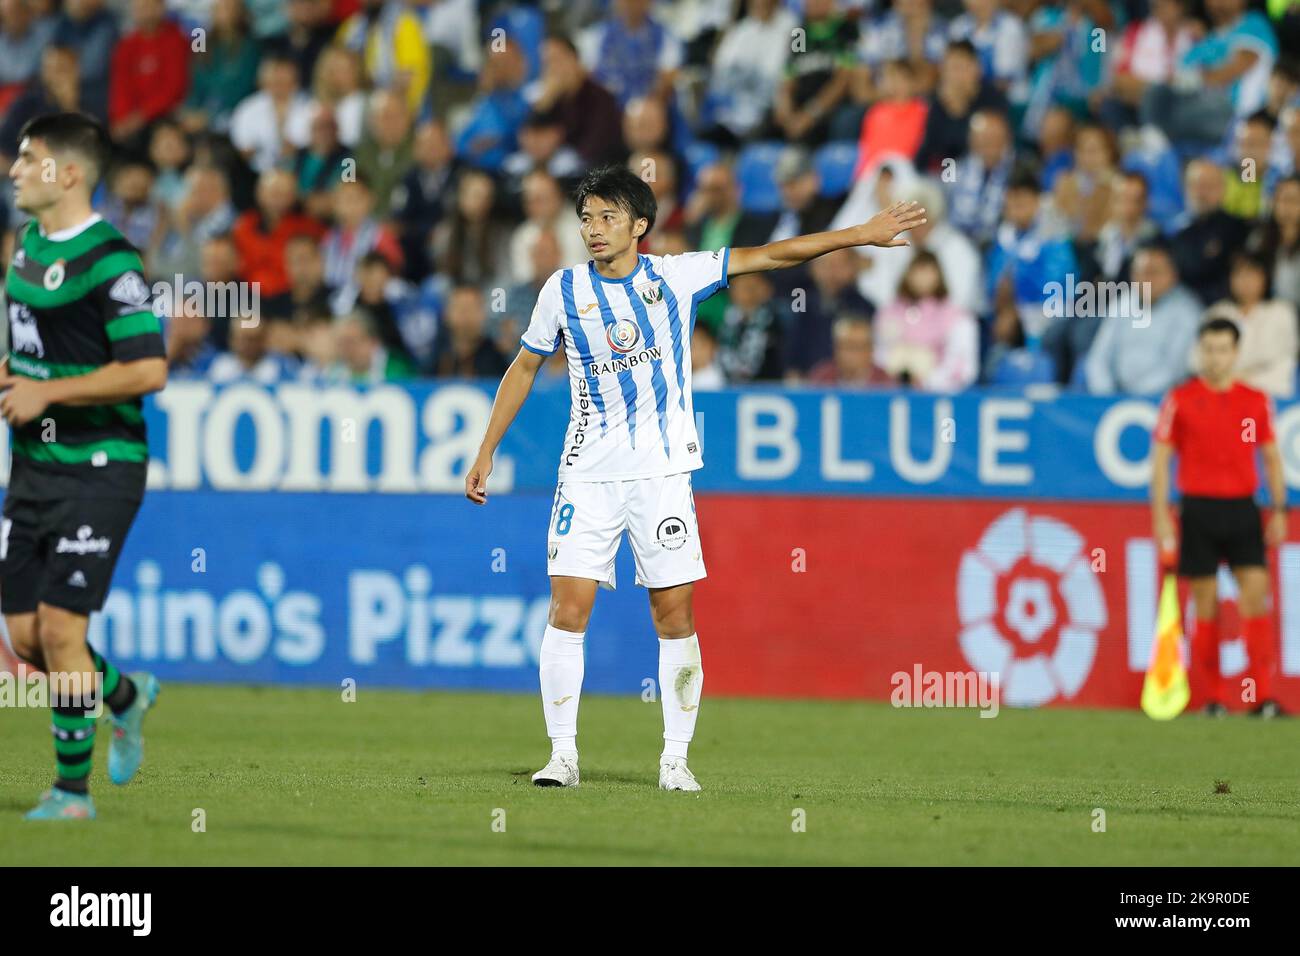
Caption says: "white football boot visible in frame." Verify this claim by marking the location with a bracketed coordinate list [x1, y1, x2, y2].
[659, 757, 701, 792]
[532, 752, 580, 787]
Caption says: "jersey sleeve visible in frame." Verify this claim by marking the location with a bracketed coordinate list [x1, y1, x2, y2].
[520, 271, 564, 356]
[97, 257, 165, 362]
[1153, 391, 1179, 445]
[663, 248, 730, 301]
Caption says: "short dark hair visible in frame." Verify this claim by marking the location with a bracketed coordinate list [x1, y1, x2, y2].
[17, 111, 112, 191]
[946, 39, 979, 61]
[1199, 316, 1242, 343]
[1230, 248, 1271, 274]
[358, 250, 391, 271]
[521, 110, 562, 131]
[1006, 164, 1041, 194]
[1135, 238, 1177, 270]
[1118, 169, 1150, 196]
[573, 164, 657, 238]
[544, 32, 579, 58]
[1245, 109, 1276, 132]
[1275, 55, 1300, 85]
[1229, 248, 1273, 297]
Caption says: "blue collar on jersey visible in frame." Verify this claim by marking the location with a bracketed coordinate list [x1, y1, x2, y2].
[587, 255, 646, 286]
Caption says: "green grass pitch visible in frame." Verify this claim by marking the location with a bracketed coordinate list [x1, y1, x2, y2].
[2, 684, 1298, 865]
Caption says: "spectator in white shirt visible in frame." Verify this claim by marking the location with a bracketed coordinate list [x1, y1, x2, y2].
[229, 51, 315, 173]
[700, 0, 798, 144]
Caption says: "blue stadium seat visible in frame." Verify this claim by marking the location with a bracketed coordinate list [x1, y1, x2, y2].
[1067, 352, 1090, 391]
[488, 6, 544, 82]
[990, 348, 1056, 386]
[736, 141, 786, 213]
[1122, 144, 1185, 236]
[813, 141, 859, 198]
[681, 140, 721, 196]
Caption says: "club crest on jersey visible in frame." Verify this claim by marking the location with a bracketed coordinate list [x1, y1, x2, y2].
[635, 280, 663, 306]
[43, 259, 66, 290]
[605, 317, 642, 354]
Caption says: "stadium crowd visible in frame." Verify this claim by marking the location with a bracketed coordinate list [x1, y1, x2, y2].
[2, 0, 1299, 395]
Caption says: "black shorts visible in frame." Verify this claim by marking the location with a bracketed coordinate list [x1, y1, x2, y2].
[0, 492, 142, 616]
[1177, 496, 1266, 577]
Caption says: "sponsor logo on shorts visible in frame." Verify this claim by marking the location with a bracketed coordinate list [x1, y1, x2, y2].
[67, 570, 87, 588]
[56, 525, 111, 556]
[687, 442, 697, 453]
[548, 541, 559, 560]
[656, 517, 688, 551]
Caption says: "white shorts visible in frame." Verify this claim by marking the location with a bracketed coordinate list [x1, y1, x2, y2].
[546, 472, 706, 590]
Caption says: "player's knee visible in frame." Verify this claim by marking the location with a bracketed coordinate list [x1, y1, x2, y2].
[549, 600, 591, 633]
[35, 605, 83, 656]
[6, 616, 41, 663]
[1238, 590, 1268, 618]
[650, 604, 694, 638]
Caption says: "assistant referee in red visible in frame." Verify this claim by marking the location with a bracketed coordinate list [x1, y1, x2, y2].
[1151, 317, 1288, 718]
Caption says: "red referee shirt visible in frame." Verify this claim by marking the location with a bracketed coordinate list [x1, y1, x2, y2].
[1154, 377, 1276, 498]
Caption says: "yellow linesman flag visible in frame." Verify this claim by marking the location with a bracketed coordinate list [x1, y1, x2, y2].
[1141, 573, 1191, 719]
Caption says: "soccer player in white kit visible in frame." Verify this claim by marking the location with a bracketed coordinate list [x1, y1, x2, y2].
[466, 165, 924, 790]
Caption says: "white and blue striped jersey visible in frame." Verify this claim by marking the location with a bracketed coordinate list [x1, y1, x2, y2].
[521, 249, 731, 481]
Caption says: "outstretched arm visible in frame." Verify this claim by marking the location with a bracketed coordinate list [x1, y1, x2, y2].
[466, 347, 546, 504]
[727, 200, 927, 277]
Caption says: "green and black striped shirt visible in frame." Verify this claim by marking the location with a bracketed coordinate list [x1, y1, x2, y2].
[4, 214, 165, 499]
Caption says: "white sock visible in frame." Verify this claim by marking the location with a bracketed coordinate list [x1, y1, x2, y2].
[659, 634, 702, 760]
[539, 624, 584, 756]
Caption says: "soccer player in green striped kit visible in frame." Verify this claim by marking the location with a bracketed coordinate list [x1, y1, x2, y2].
[0, 113, 167, 820]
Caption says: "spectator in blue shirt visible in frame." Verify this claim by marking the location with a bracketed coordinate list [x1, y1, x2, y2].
[578, 0, 682, 107]
[454, 37, 530, 174]
[1141, 0, 1279, 148]
[986, 167, 1079, 352]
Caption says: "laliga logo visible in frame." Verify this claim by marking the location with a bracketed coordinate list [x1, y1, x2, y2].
[956, 509, 1106, 707]
[606, 318, 642, 355]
